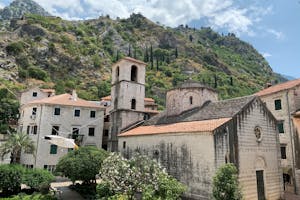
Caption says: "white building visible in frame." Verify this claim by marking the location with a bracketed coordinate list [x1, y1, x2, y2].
[18, 90, 105, 171]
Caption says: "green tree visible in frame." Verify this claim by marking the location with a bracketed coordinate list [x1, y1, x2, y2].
[0, 132, 35, 164]
[55, 146, 108, 184]
[212, 163, 243, 200]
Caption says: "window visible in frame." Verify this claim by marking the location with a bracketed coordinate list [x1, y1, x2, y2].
[24, 164, 33, 169]
[116, 66, 119, 80]
[275, 99, 282, 110]
[104, 129, 109, 136]
[278, 122, 284, 133]
[88, 127, 95, 136]
[281, 146, 287, 159]
[32, 107, 37, 115]
[74, 109, 80, 117]
[54, 107, 60, 115]
[32, 92, 37, 97]
[131, 99, 136, 110]
[27, 126, 30, 134]
[27, 125, 37, 135]
[123, 141, 126, 149]
[90, 111, 96, 118]
[50, 145, 57, 154]
[72, 128, 79, 135]
[131, 65, 137, 81]
[32, 125, 37, 134]
[189, 96, 193, 105]
[43, 165, 56, 172]
[52, 126, 59, 135]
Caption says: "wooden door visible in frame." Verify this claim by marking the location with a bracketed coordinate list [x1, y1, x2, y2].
[256, 170, 266, 200]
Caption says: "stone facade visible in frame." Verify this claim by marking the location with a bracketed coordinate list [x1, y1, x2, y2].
[257, 83, 300, 191]
[19, 87, 55, 106]
[18, 91, 105, 170]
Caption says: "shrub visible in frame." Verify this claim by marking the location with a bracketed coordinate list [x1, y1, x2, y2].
[96, 181, 115, 199]
[0, 164, 25, 194]
[6, 42, 24, 55]
[27, 66, 49, 81]
[55, 146, 108, 184]
[0, 193, 57, 200]
[212, 163, 243, 200]
[22, 168, 55, 193]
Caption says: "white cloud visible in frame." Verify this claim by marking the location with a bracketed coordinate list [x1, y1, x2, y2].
[32, 0, 272, 35]
[0, 3, 5, 9]
[267, 29, 284, 40]
[262, 52, 272, 58]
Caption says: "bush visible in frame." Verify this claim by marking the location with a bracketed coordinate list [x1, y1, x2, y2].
[212, 163, 243, 200]
[55, 146, 108, 184]
[6, 42, 24, 55]
[0, 193, 57, 200]
[96, 182, 115, 199]
[27, 66, 49, 81]
[0, 164, 25, 195]
[22, 168, 55, 193]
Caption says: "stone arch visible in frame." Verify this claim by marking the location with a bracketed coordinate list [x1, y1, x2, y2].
[131, 65, 138, 82]
[255, 156, 267, 170]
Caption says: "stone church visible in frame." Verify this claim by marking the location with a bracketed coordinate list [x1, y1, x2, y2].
[110, 57, 284, 199]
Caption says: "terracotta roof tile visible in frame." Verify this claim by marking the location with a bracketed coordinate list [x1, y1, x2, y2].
[144, 97, 155, 102]
[101, 95, 156, 104]
[119, 118, 231, 137]
[27, 93, 104, 108]
[40, 89, 55, 93]
[256, 79, 300, 96]
[113, 57, 147, 67]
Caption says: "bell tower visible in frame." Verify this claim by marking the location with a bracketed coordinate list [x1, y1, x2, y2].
[108, 57, 147, 151]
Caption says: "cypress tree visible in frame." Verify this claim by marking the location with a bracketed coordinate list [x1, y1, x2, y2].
[150, 45, 153, 69]
[128, 44, 131, 57]
[175, 47, 178, 58]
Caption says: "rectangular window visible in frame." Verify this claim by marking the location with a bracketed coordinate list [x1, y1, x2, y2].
[90, 111, 96, 118]
[104, 129, 109, 136]
[88, 127, 95, 136]
[278, 122, 284, 133]
[54, 107, 60, 116]
[32, 125, 37, 135]
[275, 99, 282, 110]
[123, 141, 126, 149]
[27, 126, 30, 134]
[32, 107, 37, 115]
[281, 146, 287, 159]
[50, 145, 57, 154]
[72, 128, 79, 135]
[43, 165, 56, 172]
[32, 92, 37, 97]
[74, 109, 80, 117]
[52, 126, 59, 135]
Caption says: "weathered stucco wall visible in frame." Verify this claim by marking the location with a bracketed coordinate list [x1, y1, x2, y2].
[237, 99, 283, 200]
[119, 132, 215, 199]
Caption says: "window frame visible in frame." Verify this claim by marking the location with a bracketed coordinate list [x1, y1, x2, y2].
[90, 110, 96, 118]
[74, 109, 80, 117]
[54, 107, 61, 116]
[281, 145, 287, 159]
[274, 99, 282, 110]
[278, 121, 285, 133]
[50, 145, 57, 154]
[88, 127, 95, 136]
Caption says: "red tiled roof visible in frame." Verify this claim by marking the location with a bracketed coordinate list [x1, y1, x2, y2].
[144, 97, 155, 102]
[27, 93, 104, 108]
[119, 118, 231, 137]
[113, 57, 147, 67]
[256, 79, 300, 96]
[40, 89, 55, 93]
[101, 95, 156, 103]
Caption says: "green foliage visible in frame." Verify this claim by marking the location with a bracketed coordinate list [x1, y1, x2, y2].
[0, 132, 35, 164]
[6, 42, 24, 55]
[96, 181, 115, 199]
[212, 163, 243, 200]
[99, 153, 186, 199]
[55, 146, 108, 183]
[0, 193, 57, 200]
[0, 164, 24, 194]
[27, 66, 49, 81]
[22, 168, 55, 192]
[98, 80, 111, 98]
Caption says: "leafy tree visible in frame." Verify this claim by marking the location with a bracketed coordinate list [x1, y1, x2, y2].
[99, 153, 186, 200]
[55, 146, 108, 184]
[0, 132, 35, 164]
[0, 164, 24, 194]
[212, 163, 243, 200]
[23, 168, 55, 193]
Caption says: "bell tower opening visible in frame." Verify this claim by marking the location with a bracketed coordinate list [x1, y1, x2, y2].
[116, 66, 119, 81]
[189, 96, 193, 105]
[131, 65, 138, 82]
[131, 99, 136, 110]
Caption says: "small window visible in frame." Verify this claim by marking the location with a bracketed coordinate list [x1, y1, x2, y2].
[32, 92, 37, 97]
[32, 125, 37, 134]
[123, 141, 126, 149]
[90, 111, 96, 118]
[275, 99, 282, 110]
[278, 122, 284, 133]
[74, 109, 80, 117]
[50, 145, 57, 154]
[52, 126, 59, 135]
[27, 126, 30, 134]
[281, 146, 287, 159]
[131, 99, 136, 110]
[72, 128, 79, 135]
[88, 127, 95, 136]
[54, 108, 60, 115]
[131, 65, 137, 82]
[32, 107, 37, 115]
[189, 96, 193, 105]
[116, 66, 120, 80]
[104, 129, 109, 136]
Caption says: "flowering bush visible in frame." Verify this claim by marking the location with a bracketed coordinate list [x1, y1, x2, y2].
[99, 153, 186, 199]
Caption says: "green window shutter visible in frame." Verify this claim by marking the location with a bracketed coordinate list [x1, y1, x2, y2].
[278, 122, 284, 133]
[275, 99, 282, 110]
[50, 145, 57, 154]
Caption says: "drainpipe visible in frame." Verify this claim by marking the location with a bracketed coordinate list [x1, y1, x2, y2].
[286, 91, 297, 194]
[34, 105, 43, 168]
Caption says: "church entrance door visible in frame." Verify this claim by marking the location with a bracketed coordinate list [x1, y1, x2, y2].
[256, 170, 266, 200]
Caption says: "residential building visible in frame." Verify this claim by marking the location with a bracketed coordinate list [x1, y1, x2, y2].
[256, 78, 300, 192]
[119, 81, 283, 200]
[19, 86, 55, 106]
[18, 90, 105, 171]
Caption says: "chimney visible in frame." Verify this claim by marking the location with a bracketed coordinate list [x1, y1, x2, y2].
[71, 90, 77, 101]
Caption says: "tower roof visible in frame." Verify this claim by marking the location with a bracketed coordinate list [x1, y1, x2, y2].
[114, 57, 147, 66]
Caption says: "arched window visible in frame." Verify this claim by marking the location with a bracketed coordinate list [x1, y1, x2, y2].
[189, 96, 193, 105]
[131, 65, 137, 82]
[131, 99, 136, 110]
[116, 66, 119, 80]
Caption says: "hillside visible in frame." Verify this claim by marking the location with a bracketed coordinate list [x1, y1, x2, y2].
[0, 9, 286, 109]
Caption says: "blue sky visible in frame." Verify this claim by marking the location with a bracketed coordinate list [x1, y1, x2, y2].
[1, 0, 299, 78]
